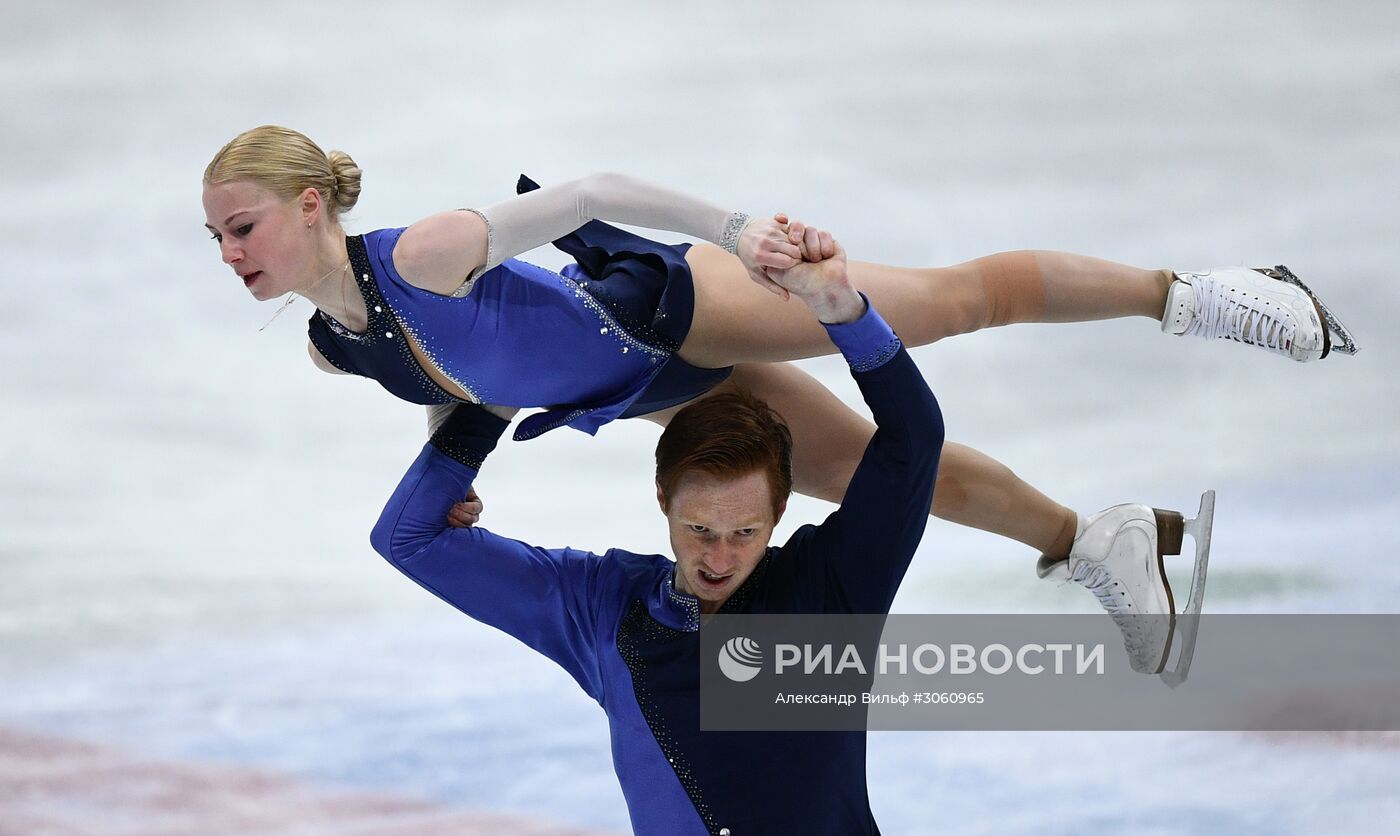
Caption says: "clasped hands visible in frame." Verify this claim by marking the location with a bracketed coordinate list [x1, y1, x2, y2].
[738, 213, 862, 324]
[448, 215, 857, 528]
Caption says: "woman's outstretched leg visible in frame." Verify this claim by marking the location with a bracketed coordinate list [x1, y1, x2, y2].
[681, 244, 1174, 368]
[683, 243, 1334, 367]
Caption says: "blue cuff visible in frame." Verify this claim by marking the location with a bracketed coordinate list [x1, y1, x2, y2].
[822, 293, 902, 373]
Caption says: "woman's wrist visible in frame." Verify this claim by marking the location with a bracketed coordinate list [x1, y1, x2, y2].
[719, 211, 751, 254]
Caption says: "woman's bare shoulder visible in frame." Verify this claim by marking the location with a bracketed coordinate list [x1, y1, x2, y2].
[392, 210, 490, 295]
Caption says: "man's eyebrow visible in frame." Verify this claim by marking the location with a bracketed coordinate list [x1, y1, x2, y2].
[687, 520, 768, 531]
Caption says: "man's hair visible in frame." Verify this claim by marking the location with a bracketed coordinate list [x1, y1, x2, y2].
[655, 390, 793, 518]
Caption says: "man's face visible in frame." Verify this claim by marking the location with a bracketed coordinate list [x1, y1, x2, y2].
[660, 469, 785, 615]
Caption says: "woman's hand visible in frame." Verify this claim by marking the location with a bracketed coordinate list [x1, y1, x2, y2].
[736, 213, 804, 298]
[447, 488, 484, 528]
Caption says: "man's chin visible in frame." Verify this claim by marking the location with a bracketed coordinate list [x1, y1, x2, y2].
[696, 569, 752, 609]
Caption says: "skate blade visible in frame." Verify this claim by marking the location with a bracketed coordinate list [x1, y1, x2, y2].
[1270, 265, 1359, 357]
[1159, 490, 1214, 688]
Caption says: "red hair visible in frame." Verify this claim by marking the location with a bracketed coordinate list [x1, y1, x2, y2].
[655, 390, 793, 518]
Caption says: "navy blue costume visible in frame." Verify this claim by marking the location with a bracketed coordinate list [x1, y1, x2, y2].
[371, 300, 943, 835]
[308, 176, 733, 441]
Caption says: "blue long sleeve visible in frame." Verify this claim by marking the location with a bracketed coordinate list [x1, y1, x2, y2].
[785, 298, 945, 613]
[370, 408, 606, 701]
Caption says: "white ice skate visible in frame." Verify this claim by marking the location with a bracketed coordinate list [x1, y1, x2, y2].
[1162, 265, 1358, 361]
[1038, 492, 1215, 685]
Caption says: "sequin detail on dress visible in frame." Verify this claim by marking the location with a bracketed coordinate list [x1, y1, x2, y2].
[348, 235, 487, 404]
[556, 268, 672, 360]
[307, 236, 481, 406]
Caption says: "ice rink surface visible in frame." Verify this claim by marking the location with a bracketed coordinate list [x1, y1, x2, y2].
[3, 1, 1399, 833]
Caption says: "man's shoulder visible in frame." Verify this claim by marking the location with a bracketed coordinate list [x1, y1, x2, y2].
[777, 523, 822, 554]
[595, 547, 675, 582]
[764, 528, 821, 583]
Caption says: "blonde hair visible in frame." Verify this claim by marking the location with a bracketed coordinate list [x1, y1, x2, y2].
[204, 125, 361, 219]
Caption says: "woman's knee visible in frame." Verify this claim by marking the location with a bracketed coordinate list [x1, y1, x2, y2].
[963, 251, 1047, 330]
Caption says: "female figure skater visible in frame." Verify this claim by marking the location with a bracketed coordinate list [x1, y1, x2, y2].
[202, 125, 1351, 674]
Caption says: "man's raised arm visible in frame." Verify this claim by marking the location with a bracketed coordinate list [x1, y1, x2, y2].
[371, 405, 605, 699]
[767, 228, 945, 613]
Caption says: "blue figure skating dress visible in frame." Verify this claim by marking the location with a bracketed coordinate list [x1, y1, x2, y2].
[308, 176, 733, 441]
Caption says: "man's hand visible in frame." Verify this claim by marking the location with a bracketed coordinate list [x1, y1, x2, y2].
[447, 488, 484, 528]
[764, 219, 865, 324]
[786, 217, 839, 264]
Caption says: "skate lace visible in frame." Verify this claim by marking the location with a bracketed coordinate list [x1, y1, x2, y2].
[1186, 275, 1296, 354]
[1070, 561, 1145, 644]
[1070, 562, 1126, 611]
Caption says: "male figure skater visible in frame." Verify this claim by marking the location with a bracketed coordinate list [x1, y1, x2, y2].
[372, 227, 945, 834]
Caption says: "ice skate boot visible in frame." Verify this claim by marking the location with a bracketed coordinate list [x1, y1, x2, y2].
[1038, 506, 1177, 675]
[1038, 492, 1215, 683]
[1161, 265, 1358, 360]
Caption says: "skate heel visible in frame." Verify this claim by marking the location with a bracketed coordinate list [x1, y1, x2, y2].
[1153, 509, 1185, 556]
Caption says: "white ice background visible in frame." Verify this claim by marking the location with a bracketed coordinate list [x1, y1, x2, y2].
[2, 1, 1399, 833]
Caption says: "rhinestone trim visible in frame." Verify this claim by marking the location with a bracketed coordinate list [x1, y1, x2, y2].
[719, 212, 750, 255]
[392, 315, 487, 404]
[848, 336, 903, 374]
[319, 311, 365, 342]
[616, 553, 775, 835]
[1272, 264, 1358, 356]
[617, 600, 721, 834]
[555, 270, 671, 359]
[306, 325, 357, 374]
[512, 406, 592, 442]
[428, 436, 490, 470]
[428, 432, 489, 470]
[341, 235, 479, 405]
[344, 235, 492, 404]
[454, 207, 493, 297]
[664, 568, 701, 633]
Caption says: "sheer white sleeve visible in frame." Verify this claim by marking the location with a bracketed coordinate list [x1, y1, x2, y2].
[466, 172, 750, 280]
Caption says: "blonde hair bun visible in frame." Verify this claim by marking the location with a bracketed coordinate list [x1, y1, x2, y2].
[205, 125, 362, 219]
[326, 150, 362, 214]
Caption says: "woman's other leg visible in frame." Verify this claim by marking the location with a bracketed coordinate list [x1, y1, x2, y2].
[643, 363, 1079, 555]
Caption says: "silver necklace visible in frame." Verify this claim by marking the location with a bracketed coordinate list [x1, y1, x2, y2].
[258, 259, 350, 332]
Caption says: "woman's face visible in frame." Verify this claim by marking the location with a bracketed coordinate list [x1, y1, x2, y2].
[202, 180, 316, 301]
